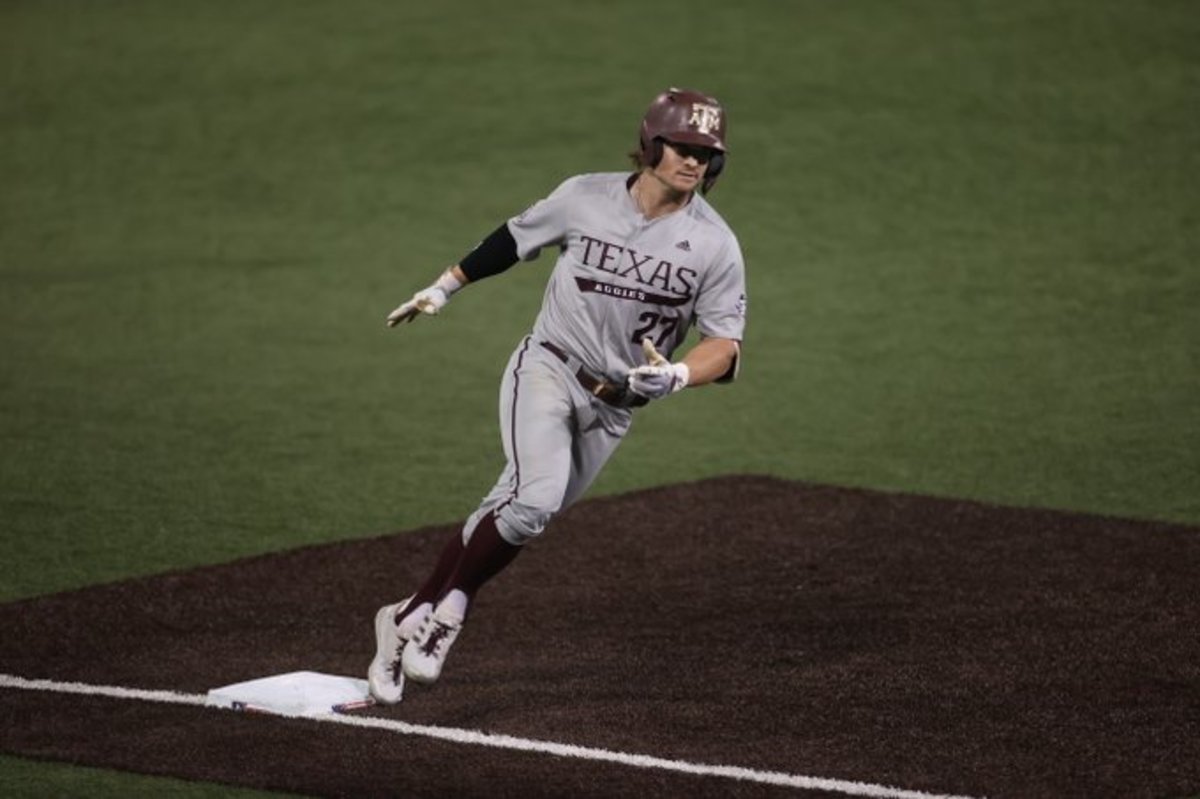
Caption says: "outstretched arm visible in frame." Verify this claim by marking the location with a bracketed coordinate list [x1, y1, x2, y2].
[385, 223, 518, 328]
[385, 266, 470, 327]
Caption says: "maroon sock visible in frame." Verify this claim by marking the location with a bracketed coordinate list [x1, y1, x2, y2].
[396, 529, 466, 625]
[439, 511, 522, 600]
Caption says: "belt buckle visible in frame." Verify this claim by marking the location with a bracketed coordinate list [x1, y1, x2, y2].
[596, 379, 640, 409]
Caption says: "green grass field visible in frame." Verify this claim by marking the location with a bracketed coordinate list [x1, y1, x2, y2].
[2, 1, 1198, 795]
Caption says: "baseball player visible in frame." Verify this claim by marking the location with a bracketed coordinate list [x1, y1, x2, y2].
[368, 88, 747, 704]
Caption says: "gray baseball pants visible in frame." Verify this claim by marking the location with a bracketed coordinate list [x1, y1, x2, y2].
[464, 336, 632, 546]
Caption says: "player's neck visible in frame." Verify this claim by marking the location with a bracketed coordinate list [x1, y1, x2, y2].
[632, 171, 691, 219]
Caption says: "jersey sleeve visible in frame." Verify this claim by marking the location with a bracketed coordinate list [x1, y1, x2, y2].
[506, 176, 580, 261]
[693, 235, 747, 342]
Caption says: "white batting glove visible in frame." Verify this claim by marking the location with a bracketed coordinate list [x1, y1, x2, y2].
[386, 270, 463, 328]
[627, 338, 689, 399]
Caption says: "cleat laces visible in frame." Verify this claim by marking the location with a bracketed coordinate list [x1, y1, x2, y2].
[418, 618, 459, 657]
[388, 639, 405, 682]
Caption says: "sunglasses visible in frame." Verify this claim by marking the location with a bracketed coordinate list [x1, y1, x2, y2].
[665, 141, 718, 163]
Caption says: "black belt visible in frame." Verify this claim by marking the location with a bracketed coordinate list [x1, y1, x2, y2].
[539, 341, 649, 409]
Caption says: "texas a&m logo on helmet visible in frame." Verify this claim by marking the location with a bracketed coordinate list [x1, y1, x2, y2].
[688, 103, 722, 136]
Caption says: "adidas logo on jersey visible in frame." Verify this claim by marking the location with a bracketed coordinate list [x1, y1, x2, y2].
[675, 240, 691, 251]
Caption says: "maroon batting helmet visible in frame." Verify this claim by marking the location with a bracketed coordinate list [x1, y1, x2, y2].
[638, 87, 728, 193]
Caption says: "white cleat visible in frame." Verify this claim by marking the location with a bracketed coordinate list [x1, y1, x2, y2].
[367, 597, 414, 705]
[402, 601, 465, 685]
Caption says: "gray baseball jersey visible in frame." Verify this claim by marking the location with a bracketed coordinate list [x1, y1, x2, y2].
[508, 172, 747, 380]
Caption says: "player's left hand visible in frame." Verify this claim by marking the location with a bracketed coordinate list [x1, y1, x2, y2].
[627, 338, 689, 399]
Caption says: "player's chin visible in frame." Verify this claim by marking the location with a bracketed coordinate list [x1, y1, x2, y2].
[673, 172, 702, 192]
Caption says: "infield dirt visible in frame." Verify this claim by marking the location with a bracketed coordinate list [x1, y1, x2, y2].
[1, 475, 1198, 798]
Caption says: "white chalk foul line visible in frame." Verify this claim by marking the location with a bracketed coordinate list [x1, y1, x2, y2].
[0, 674, 208, 706]
[0, 673, 981, 799]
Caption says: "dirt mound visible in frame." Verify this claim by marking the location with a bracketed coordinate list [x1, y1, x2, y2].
[2, 475, 1198, 798]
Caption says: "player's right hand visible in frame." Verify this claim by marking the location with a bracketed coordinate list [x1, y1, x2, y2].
[385, 288, 449, 327]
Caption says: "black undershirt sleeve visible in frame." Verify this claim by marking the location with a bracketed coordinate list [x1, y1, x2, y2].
[458, 223, 520, 282]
